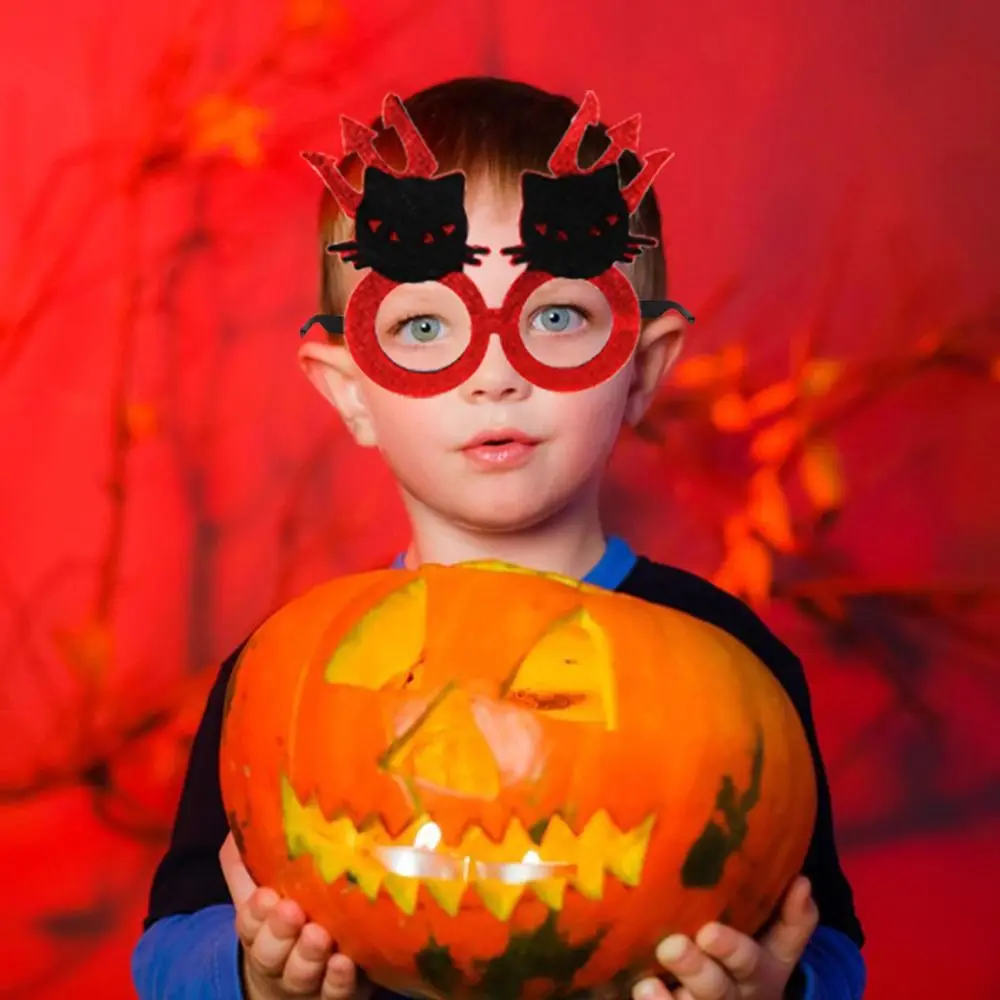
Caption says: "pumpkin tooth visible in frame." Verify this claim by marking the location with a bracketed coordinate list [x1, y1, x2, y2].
[538, 814, 578, 865]
[350, 860, 385, 900]
[606, 814, 656, 886]
[573, 810, 617, 899]
[529, 876, 567, 909]
[281, 777, 356, 882]
[472, 878, 525, 921]
[422, 878, 466, 916]
[498, 816, 535, 858]
[381, 873, 421, 914]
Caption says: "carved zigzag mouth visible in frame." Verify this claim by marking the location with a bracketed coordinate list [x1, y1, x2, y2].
[281, 778, 655, 920]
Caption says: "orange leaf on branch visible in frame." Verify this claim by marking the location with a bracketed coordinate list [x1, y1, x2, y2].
[52, 619, 114, 690]
[710, 392, 751, 431]
[673, 353, 724, 389]
[799, 439, 846, 511]
[799, 358, 843, 397]
[123, 402, 159, 442]
[747, 379, 798, 420]
[750, 416, 805, 464]
[715, 518, 774, 606]
[189, 95, 269, 167]
[673, 345, 746, 390]
[285, 0, 347, 33]
[747, 467, 796, 552]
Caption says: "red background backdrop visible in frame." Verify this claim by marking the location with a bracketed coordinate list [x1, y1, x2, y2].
[1, 1, 998, 997]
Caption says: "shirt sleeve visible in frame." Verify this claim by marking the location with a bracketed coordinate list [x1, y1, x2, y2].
[143, 641, 247, 927]
[794, 926, 867, 999]
[775, 650, 865, 950]
[132, 905, 244, 1000]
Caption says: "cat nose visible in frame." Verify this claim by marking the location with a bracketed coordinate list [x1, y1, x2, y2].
[461, 334, 531, 402]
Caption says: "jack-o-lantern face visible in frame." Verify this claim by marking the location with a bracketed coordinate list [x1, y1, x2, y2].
[221, 563, 816, 1000]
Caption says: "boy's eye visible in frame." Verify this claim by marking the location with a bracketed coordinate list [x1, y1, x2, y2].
[400, 316, 443, 343]
[531, 306, 586, 334]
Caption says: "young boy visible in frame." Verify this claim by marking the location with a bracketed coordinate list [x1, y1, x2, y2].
[132, 77, 865, 1000]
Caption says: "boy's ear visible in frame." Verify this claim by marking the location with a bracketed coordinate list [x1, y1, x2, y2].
[624, 312, 687, 426]
[297, 340, 378, 447]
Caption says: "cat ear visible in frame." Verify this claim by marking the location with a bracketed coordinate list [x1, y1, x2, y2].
[520, 172, 550, 199]
[591, 163, 622, 192]
[436, 171, 467, 200]
[363, 165, 393, 191]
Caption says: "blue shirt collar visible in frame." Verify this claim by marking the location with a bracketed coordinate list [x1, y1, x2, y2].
[390, 535, 637, 592]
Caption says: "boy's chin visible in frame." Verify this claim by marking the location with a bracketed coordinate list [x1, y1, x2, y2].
[432, 489, 572, 534]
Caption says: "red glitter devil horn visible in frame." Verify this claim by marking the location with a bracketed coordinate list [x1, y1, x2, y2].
[301, 150, 361, 218]
[590, 113, 642, 171]
[340, 116, 389, 170]
[547, 90, 601, 175]
[381, 93, 438, 177]
[621, 147, 675, 213]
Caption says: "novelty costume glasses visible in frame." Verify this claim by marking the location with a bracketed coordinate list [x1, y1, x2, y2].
[300, 92, 695, 398]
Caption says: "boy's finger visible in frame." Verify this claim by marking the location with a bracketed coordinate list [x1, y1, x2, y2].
[321, 952, 361, 1000]
[653, 935, 735, 1000]
[782, 877, 815, 922]
[236, 888, 279, 945]
[248, 899, 307, 976]
[220, 832, 258, 907]
[280, 922, 333, 994]
[694, 923, 762, 981]
[762, 878, 819, 967]
[631, 976, 673, 1000]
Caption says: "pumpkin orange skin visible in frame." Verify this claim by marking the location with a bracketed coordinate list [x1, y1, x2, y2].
[220, 563, 817, 1000]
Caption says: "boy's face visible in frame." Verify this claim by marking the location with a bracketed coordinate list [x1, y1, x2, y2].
[300, 183, 686, 533]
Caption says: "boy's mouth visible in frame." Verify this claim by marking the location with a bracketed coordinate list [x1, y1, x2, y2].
[460, 430, 542, 470]
[461, 429, 541, 449]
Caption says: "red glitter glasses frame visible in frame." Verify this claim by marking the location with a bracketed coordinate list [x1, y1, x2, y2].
[300, 269, 694, 398]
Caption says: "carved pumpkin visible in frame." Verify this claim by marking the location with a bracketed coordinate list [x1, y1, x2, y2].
[220, 562, 817, 1000]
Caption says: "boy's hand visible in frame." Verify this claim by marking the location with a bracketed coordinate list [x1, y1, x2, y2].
[631, 876, 819, 1000]
[221, 833, 367, 1000]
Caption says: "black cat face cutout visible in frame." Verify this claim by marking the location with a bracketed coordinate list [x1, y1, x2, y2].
[501, 165, 657, 280]
[328, 169, 488, 284]
[303, 94, 487, 285]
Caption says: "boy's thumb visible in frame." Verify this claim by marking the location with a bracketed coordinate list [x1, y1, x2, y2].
[220, 831, 258, 906]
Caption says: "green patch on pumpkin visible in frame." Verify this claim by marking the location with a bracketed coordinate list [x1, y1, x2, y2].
[680, 728, 764, 889]
[477, 912, 602, 1000]
[415, 914, 603, 1000]
[416, 938, 461, 997]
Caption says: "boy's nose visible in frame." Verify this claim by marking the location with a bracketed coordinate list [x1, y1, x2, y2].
[460, 334, 531, 403]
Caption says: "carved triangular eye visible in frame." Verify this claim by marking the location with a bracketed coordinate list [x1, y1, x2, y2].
[423, 232, 435, 244]
[325, 580, 426, 691]
[441, 223, 456, 235]
[368, 219, 382, 232]
[503, 608, 616, 730]
[535, 223, 548, 235]
[389, 231, 400, 242]
[606, 214, 619, 226]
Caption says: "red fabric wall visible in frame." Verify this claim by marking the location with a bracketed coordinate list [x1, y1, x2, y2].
[1, 1, 998, 997]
